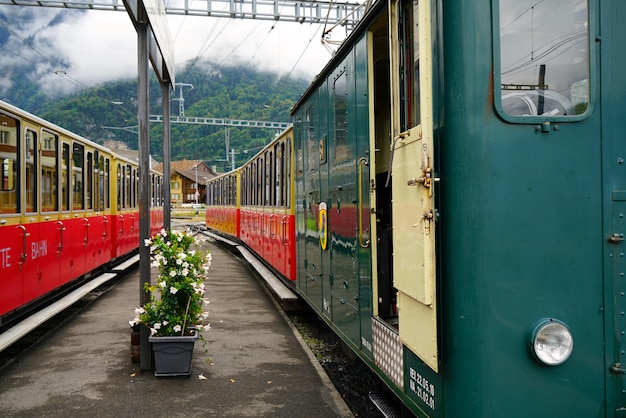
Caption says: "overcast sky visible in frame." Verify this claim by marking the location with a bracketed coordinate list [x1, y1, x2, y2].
[0, 5, 346, 97]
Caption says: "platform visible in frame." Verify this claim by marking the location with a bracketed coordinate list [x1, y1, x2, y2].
[0, 238, 353, 417]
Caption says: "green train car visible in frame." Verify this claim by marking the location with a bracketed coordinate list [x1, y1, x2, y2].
[291, 0, 623, 416]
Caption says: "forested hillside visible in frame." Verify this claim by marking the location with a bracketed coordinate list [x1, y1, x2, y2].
[3, 62, 309, 172]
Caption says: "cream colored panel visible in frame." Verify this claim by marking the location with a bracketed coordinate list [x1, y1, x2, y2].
[392, 134, 435, 305]
[398, 291, 438, 372]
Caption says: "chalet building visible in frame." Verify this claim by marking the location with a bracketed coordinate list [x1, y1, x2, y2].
[154, 159, 216, 205]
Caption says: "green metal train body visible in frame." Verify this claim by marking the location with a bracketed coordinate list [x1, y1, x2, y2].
[290, 0, 624, 416]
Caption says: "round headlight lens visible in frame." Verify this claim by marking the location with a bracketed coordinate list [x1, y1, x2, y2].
[530, 319, 574, 366]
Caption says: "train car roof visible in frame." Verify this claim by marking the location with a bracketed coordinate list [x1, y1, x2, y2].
[290, 0, 386, 115]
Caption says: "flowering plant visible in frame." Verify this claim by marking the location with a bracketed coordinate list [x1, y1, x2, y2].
[129, 228, 211, 337]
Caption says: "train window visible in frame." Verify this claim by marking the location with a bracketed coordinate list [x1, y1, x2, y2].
[125, 164, 132, 209]
[259, 156, 265, 206]
[268, 150, 275, 206]
[25, 129, 36, 213]
[102, 157, 109, 210]
[400, 0, 420, 130]
[334, 70, 351, 164]
[41, 131, 58, 212]
[0, 113, 18, 214]
[306, 106, 318, 174]
[117, 164, 122, 210]
[250, 162, 255, 205]
[133, 168, 139, 208]
[72, 143, 84, 210]
[229, 175, 234, 205]
[497, 0, 589, 118]
[93, 151, 100, 211]
[241, 168, 247, 205]
[285, 139, 291, 208]
[61, 143, 70, 211]
[86, 151, 93, 210]
[275, 143, 282, 207]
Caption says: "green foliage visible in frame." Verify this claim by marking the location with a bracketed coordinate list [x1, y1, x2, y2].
[7, 63, 309, 172]
[130, 228, 212, 337]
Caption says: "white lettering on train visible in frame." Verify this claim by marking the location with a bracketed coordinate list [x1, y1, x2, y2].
[0, 247, 10, 268]
[31, 240, 48, 260]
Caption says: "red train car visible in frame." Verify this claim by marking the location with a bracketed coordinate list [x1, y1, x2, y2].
[0, 100, 164, 327]
[205, 170, 240, 238]
[206, 127, 296, 282]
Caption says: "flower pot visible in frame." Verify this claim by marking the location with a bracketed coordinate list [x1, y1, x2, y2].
[149, 334, 199, 377]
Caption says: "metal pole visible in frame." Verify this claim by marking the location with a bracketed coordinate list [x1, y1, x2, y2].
[162, 82, 171, 230]
[195, 165, 198, 205]
[137, 19, 152, 371]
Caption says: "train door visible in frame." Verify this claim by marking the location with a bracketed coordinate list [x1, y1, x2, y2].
[602, 0, 626, 414]
[38, 130, 61, 294]
[58, 141, 75, 284]
[373, 0, 439, 376]
[21, 128, 41, 303]
[301, 99, 325, 314]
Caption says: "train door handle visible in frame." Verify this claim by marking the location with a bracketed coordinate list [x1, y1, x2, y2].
[281, 216, 288, 244]
[102, 216, 108, 240]
[83, 218, 90, 247]
[358, 157, 370, 248]
[18, 225, 29, 271]
[269, 214, 276, 239]
[611, 363, 626, 375]
[57, 221, 66, 256]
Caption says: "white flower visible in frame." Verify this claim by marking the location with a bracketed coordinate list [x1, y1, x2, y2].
[169, 286, 178, 294]
[134, 307, 145, 315]
[173, 324, 182, 333]
[129, 318, 139, 327]
[144, 238, 152, 247]
[149, 327, 158, 336]
[158, 281, 166, 288]
[160, 228, 166, 236]
[201, 324, 212, 331]
[153, 322, 161, 329]
[163, 320, 168, 326]
[169, 270, 176, 277]
[182, 268, 190, 277]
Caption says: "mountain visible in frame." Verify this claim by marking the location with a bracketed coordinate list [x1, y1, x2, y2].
[2, 62, 309, 172]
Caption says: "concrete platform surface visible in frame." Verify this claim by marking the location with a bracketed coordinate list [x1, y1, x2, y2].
[0, 238, 353, 418]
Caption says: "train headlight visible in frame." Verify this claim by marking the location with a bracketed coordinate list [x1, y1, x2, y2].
[529, 319, 573, 366]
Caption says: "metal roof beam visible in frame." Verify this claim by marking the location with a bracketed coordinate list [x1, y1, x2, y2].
[0, 0, 365, 27]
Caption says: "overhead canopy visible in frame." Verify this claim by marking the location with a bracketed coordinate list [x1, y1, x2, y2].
[123, 0, 175, 84]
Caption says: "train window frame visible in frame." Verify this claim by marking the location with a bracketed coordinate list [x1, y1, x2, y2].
[72, 142, 85, 211]
[399, 0, 421, 131]
[333, 68, 350, 164]
[0, 112, 19, 214]
[86, 151, 93, 210]
[24, 128, 37, 214]
[493, 0, 594, 123]
[61, 142, 70, 212]
[41, 130, 58, 213]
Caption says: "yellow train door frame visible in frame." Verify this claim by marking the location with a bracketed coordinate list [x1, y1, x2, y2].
[386, 0, 438, 372]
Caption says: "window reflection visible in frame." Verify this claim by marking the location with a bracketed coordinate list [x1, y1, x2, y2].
[499, 0, 589, 116]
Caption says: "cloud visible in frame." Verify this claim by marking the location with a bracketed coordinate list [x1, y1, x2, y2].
[0, 5, 337, 96]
